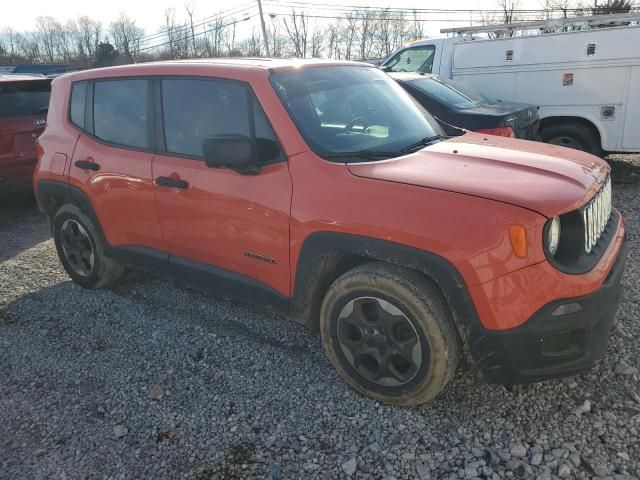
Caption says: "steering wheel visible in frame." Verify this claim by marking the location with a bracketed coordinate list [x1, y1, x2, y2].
[345, 116, 368, 133]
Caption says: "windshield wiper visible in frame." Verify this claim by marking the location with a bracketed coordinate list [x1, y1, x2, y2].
[322, 149, 400, 160]
[400, 135, 443, 153]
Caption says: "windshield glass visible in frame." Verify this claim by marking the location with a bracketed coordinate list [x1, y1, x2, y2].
[270, 66, 442, 161]
[408, 77, 497, 110]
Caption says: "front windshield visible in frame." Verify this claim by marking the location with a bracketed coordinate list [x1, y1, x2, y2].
[409, 77, 497, 110]
[270, 66, 442, 161]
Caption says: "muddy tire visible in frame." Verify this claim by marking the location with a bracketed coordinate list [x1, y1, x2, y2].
[320, 262, 460, 406]
[52, 204, 124, 289]
[539, 122, 603, 157]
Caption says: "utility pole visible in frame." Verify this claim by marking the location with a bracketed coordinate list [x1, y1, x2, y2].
[257, 0, 271, 57]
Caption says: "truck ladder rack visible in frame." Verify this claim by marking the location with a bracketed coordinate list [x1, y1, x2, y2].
[440, 11, 640, 36]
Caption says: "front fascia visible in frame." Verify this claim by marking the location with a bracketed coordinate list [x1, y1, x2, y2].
[469, 211, 626, 330]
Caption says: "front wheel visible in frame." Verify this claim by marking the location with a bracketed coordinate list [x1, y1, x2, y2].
[52, 204, 124, 289]
[320, 263, 461, 406]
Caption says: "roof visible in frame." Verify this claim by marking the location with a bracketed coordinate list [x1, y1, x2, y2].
[0, 74, 51, 83]
[162, 57, 370, 70]
[67, 58, 373, 81]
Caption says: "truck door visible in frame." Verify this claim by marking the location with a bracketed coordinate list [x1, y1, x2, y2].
[622, 66, 640, 150]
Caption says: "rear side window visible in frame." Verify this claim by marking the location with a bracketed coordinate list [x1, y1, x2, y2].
[0, 80, 51, 118]
[70, 82, 87, 128]
[384, 45, 436, 74]
[161, 78, 282, 162]
[408, 77, 496, 110]
[93, 79, 148, 149]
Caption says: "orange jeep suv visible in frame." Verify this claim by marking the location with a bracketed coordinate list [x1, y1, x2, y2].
[34, 59, 626, 406]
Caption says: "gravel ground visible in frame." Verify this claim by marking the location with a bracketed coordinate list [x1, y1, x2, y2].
[1, 155, 639, 480]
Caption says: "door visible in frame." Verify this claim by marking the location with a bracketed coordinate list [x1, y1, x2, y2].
[622, 66, 640, 150]
[152, 77, 292, 297]
[0, 78, 49, 190]
[69, 78, 166, 253]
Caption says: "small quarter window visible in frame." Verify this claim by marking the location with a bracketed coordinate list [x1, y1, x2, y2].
[70, 82, 87, 128]
[253, 99, 283, 163]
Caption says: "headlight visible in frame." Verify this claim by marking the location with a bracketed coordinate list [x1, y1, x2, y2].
[547, 216, 561, 257]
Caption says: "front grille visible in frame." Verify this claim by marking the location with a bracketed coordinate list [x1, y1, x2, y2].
[581, 177, 612, 254]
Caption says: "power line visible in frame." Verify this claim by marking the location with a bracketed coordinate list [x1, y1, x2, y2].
[136, 1, 256, 44]
[137, 15, 252, 53]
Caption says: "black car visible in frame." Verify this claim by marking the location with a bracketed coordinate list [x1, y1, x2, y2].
[391, 73, 539, 140]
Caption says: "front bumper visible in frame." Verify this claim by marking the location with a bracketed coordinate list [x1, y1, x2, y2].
[474, 238, 627, 384]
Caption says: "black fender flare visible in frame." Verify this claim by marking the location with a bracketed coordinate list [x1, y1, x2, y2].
[290, 232, 487, 358]
[36, 179, 106, 243]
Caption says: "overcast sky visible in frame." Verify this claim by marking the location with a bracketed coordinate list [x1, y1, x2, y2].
[3, 0, 547, 40]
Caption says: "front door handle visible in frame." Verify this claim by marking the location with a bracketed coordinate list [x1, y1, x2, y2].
[156, 176, 189, 189]
[75, 160, 100, 171]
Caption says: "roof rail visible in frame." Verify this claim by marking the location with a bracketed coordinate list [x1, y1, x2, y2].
[440, 11, 640, 35]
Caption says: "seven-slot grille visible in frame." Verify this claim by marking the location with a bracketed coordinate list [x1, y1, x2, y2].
[582, 177, 612, 254]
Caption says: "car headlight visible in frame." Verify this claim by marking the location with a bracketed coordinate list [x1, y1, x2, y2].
[547, 216, 561, 257]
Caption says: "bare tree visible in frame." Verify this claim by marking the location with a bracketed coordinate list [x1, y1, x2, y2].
[377, 9, 409, 58]
[498, 0, 522, 24]
[325, 21, 342, 59]
[184, 1, 197, 57]
[35, 16, 59, 62]
[164, 8, 180, 59]
[238, 27, 262, 56]
[411, 10, 424, 39]
[0, 27, 19, 61]
[356, 9, 378, 60]
[282, 10, 308, 57]
[342, 14, 359, 60]
[265, 16, 287, 57]
[309, 23, 326, 58]
[110, 13, 145, 63]
[208, 14, 231, 57]
[74, 16, 102, 63]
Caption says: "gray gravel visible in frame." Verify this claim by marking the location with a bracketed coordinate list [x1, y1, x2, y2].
[1, 155, 639, 480]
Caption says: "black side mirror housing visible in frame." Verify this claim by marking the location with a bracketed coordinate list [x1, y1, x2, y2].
[203, 134, 257, 172]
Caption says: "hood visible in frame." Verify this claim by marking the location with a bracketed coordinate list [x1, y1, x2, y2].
[347, 133, 609, 217]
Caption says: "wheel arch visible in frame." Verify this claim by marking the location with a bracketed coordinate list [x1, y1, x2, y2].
[37, 179, 106, 242]
[290, 232, 483, 357]
[538, 115, 604, 151]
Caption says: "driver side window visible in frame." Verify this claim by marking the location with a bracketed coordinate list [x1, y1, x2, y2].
[385, 45, 436, 74]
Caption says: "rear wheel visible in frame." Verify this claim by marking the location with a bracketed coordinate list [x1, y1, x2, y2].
[320, 263, 460, 406]
[539, 122, 603, 157]
[53, 204, 124, 289]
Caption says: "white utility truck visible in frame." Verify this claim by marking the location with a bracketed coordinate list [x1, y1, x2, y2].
[380, 12, 640, 155]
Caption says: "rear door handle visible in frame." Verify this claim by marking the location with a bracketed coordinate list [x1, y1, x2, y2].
[156, 176, 189, 189]
[75, 160, 100, 171]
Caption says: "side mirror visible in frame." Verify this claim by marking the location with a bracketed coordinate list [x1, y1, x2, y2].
[203, 134, 256, 171]
[380, 65, 392, 72]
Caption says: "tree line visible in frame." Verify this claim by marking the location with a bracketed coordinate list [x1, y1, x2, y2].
[0, 0, 635, 68]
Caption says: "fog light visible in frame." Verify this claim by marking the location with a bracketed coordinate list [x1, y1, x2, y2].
[541, 328, 587, 358]
[551, 302, 582, 316]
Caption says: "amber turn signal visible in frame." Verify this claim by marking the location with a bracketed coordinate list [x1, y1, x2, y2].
[509, 225, 528, 258]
